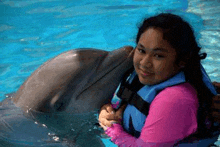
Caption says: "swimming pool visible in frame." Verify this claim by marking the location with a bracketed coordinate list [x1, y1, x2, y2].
[1, 0, 220, 146]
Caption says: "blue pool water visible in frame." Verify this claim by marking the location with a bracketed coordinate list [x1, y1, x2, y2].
[0, 0, 220, 146]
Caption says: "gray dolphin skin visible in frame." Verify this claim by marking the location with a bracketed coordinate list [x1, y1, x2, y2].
[13, 46, 134, 113]
[0, 46, 134, 147]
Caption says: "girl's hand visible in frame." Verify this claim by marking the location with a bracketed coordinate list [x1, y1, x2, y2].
[98, 103, 126, 130]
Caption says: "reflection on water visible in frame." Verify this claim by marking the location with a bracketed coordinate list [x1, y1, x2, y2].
[187, 0, 220, 81]
[0, 96, 104, 147]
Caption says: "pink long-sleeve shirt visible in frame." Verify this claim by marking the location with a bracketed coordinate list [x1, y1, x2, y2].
[105, 83, 199, 147]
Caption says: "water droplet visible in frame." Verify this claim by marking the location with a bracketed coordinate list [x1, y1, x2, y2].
[89, 129, 91, 132]
[42, 124, 47, 128]
[52, 136, 59, 141]
[71, 129, 75, 131]
[48, 133, 55, 136]
[35, 121, 38, 124]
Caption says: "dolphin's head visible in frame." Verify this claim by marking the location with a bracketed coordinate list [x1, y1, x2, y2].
[63, 46, 134, 113]
[8, 46, 134, 146]
[14, 46, 134, 113]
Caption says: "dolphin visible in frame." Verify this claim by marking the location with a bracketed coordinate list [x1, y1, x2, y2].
[13, 46, 134, 113]
[0, 46, 134, 147]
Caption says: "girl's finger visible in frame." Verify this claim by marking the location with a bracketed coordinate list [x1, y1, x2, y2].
[115, 104, 127, 118]
[106, 104, 115, 114]
[118, 104, 127, 111]
[99, 117, 112, 127]
[99, 113, 120, 124]
[99, 122, 108, 131]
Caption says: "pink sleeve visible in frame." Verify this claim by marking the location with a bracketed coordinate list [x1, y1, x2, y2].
[105, 83, 199, 147]
[106, 124, 176, 147]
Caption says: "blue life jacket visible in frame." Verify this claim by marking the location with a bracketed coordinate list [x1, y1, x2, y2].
[114, 71, 185, 137]
[111, 65, 218, 138]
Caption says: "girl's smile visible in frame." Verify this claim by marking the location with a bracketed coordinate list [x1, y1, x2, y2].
[139, 67, 154, 77]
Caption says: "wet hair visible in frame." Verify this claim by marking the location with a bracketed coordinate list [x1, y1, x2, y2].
[136, 13, 215, 138]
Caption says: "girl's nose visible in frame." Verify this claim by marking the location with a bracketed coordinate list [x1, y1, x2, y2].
[140, 55, 152, 68]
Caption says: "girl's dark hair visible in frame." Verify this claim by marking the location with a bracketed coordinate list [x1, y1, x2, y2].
[136, 13, 215, 138]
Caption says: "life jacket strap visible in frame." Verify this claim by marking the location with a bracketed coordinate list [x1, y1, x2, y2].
[118, 87, 150, 116]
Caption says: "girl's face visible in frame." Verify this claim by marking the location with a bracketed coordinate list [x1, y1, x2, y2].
[133, 28, 181, 85]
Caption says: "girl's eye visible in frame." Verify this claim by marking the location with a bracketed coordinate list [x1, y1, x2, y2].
[155, 54, 165, 58]
[138, 48, 145, 54]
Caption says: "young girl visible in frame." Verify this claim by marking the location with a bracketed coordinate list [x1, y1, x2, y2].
[99, 13, 219, 146]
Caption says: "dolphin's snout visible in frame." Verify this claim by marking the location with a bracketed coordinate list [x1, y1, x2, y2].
[123, 46, 134, 55]
[109, 46, 134, 59]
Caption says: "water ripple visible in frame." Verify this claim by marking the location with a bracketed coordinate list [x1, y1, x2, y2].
[0, 64, 11, 76]
[0, 25, 13, 32]
[2, 0, 60, 8]
[27, 6, 65, 14]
